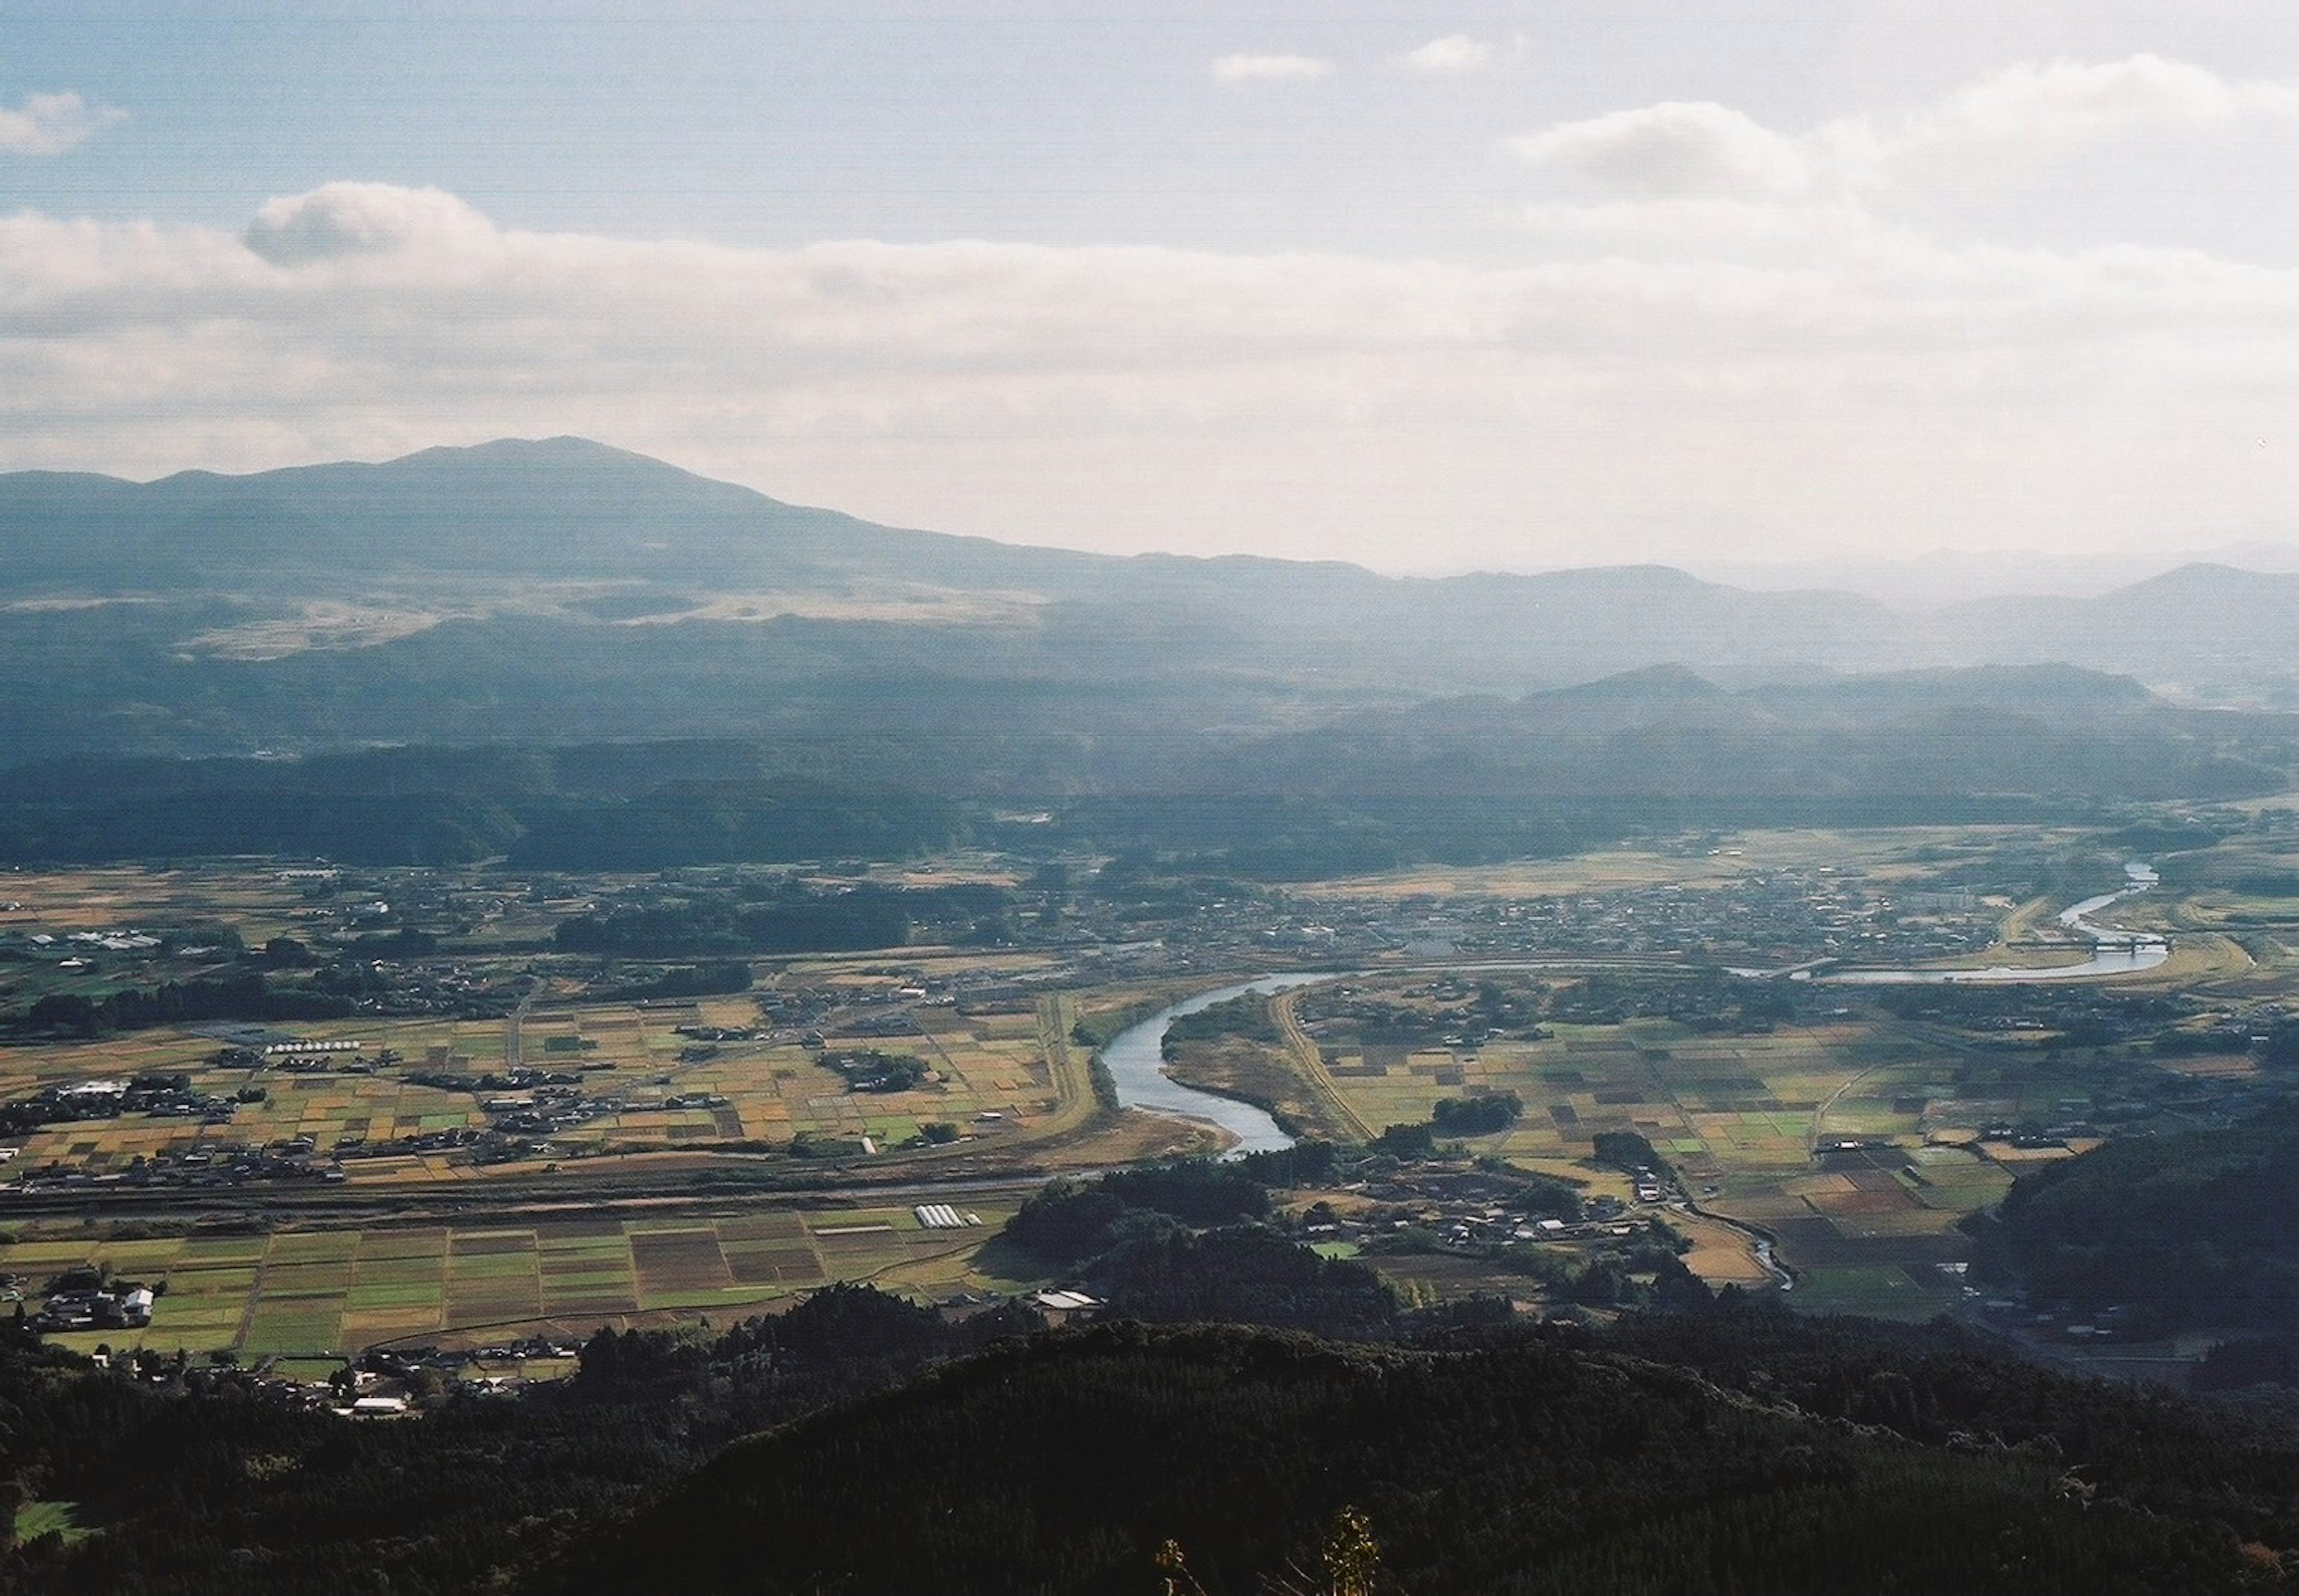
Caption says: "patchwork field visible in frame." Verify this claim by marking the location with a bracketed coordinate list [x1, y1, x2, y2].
[0, 990, 1087, 1175]
[2, 1197, 1027, 1358]
[5, 832, 2273, 1340]
[1294, 976, 2110, 1318]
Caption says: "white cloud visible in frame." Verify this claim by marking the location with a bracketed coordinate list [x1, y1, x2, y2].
[1400, 35, 1493, 74]
[1511, 102, 1812, 199]
[0, 91, 125, 156]
[245, 183, 501, 266]
[1897, 54, 2299, 152]
[1, 181, 2295, 572]
[1512, 56, 2299, 204]
[1210, 53, 1334, 83]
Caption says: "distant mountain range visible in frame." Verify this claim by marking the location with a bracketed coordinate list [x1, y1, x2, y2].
[2, 438, 2297, 767]
[1201, 662, 2291, 809]
[1693, 541, 2299, 608]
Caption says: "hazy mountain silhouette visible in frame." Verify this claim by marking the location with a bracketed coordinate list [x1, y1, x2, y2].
[4, 439, 2298, 761]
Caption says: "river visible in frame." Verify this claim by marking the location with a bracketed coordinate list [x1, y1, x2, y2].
[1099, 864, 2168, 1149]
[1095, 973, 1331, 1156]
[1812, 861, 2167, 984]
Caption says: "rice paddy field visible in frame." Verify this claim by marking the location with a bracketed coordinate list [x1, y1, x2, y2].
[0, 991, 1082, 1175]
[2, 1198, 1028, 1358]
[1293, 980, 2103, 1319]
[7, 832, 2283, 1341]
[1301, 825, 2086, 904]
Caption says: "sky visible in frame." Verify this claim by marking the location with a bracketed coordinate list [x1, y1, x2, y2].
[4, 1, 2298, 575]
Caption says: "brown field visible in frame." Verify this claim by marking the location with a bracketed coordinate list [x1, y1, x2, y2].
[0, 987, 1110, 1178]
[1305, 826, 2089, 903]
[8, 824, 2285, 1340]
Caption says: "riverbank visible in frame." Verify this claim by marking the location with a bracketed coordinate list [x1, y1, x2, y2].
[1094, 973, 1333, 1155]
[1158, 1036, 1357, 1143]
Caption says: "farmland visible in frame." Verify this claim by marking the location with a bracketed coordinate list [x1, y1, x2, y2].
[1249, 958, 2256, 1318]
[7, 817, 2299, 1345]
[0, 971, 1116, 1180]
[3, 1196, 1030, 1358]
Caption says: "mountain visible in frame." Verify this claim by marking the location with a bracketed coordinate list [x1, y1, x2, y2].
[12, 1285, 2296, 1596]
[0, 438, 1903, 681]
[1193, 663, 2292, 809]
[1931, 565, 2299, 701]
[0, 440, 1899, 761]
[0, 437, 1091, 593]
[4, 438, 2299, 769]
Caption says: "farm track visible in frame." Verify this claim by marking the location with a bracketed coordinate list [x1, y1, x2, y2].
[504, 983, 539, 1072]
[1269, 989, 1376, 1142]
[1808, 1061, 1885, 1155]
[1033, 994, 1084, 1125]
[232, 1251, 273, 1347]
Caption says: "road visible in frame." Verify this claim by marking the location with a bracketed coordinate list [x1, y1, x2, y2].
[1269, 988, 1376, 1141]
[504, 983, 538, 1072]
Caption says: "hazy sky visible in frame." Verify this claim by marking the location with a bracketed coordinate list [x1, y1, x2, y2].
[5, 1, 2298, 573]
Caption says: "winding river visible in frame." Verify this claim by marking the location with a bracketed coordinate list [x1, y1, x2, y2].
[1099, 864, 2168, 1150]
[1095, 973, 1330, 1156]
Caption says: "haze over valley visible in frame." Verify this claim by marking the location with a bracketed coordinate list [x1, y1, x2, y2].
[12, 6, 2299, 1594]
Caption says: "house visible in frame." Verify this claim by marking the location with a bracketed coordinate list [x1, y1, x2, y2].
[1030, 1289, 1102, 1324]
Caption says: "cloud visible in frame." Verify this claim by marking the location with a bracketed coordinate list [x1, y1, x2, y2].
[1209, 53, 1334, 83]
[1512, 56, 2299, 202]
[1511, 102, 1812, 199]
[0, 91, 125, 156]
[1897, 54, 2299, 152]
[245, 183, 501, 266]
[0, 182, 2294, 573]
[1400, 35, 1493, 74]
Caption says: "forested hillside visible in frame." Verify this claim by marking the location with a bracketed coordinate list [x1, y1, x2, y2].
[549, 1311, 2296, 1595]
[1968, 1103, 2299, 1335]
[13, 1295, 2299, 1596]
[5, 659, 2294, 875]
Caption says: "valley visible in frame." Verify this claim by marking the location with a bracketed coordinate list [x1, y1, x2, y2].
[9, 447, 2299, 1592]
[7, 812, 2295, 1376]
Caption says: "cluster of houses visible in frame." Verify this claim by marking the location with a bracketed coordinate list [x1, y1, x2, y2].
[947, 863, 2012, 972]
[1298, 1166, 1646, 1255]
[6, 1137, 348, 1196]
[0, 1073, 242, 1136]
[21, 1275, 156, 1333]
[1284, 869, 2003, 969]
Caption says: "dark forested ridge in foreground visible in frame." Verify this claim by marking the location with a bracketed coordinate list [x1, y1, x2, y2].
[562, 1314, 2299, 1596]
[13, 1292, 2299, 1596]
[7, 439, 2299, 768]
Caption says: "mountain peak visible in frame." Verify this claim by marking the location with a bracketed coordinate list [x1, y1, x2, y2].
[1543, 663, 1726, 702]
[382, 436, 665, 471]
[2112, 561, 2295, 600]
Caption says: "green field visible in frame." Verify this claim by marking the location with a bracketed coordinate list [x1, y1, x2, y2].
[1295, 974, 2091, 1313]
[3, 1199, 1026, 1357]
